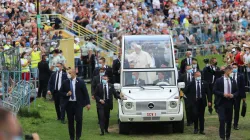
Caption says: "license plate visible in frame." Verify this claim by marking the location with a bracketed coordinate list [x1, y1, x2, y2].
[142, 112, 160, 117]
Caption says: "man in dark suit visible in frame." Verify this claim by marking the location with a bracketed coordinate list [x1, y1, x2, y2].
[202, 57, 220, 114]
[93, 57, 113, 83]
[47, 63, 68, 123]
[126, 72, 145, 86]
[91, 68, 105, 99]
[231, 63, 246, 130]
[94, 75, 120, 135]
[185, 71, 212, 134]
[213, 65, 239, 140]
[153, 72, 168, 85]
[180, 51, 199, 74]
[91, 68, 105, 124]
[60, 69, 91, 140]
[87, 49, 95, 78]
[192, 59, 200, 73]
[178, 65, 194, 126]
[112, 52, 121, 83]
[38, 55, 51, 98]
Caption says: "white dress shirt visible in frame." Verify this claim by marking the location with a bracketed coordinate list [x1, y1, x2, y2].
[196, 80, 202, 98]
[187, 58, 192, 65]
[55, 71, 62, 90]
[233, 73, 237, 84]
[103, 84, 109, 100]
[224, 77, 231, 94]
[187, 73, 192, 82]
[69, 78, 77, 101]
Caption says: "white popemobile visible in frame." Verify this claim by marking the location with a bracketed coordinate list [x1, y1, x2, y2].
[114, 35, 185, 134]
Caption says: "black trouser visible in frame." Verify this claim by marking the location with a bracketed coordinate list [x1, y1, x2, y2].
[184, 98, 192, 124]
[218, 101, 233, 139]
[233, 96, 241, 127]
[38, 79, 48, 98]
[209, 83, 216, 112]
[52, 90, 61, 120]
[60, 98, 66, 121]
[98, 102, 111, 131]
[66, 101, 83, 140]
[193, 99, 205, 132]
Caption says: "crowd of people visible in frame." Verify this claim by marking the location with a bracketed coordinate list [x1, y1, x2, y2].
[177, 48, 250, 140]
[1, 0, 250, 140]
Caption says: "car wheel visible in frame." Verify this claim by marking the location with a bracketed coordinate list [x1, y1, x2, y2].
[118, 119, 130, 135]
[172, 116, 184, 133]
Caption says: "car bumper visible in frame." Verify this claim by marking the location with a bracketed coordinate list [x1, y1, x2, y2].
[119, 102, 184, 122]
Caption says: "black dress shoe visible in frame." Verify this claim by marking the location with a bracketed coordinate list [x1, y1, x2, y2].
[234, 126, 239, 130]
[226, 138, 230, 140]
[105, 129, 109, 134]
[194, 129, 198, 134]
[100, 132, 104, 136]
[76, 137, 80, 140]
[199, 131, 205, 135]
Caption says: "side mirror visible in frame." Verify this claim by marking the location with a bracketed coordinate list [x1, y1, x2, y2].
[178, 82, 185, 89]
[114, 83, 121, 91]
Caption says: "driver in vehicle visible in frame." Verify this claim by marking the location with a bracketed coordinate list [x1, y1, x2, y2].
[126, 72, 145, 86]
[153, 72, 169, 85]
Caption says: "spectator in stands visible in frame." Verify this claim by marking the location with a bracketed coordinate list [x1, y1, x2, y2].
[20, 52, 30, 81]
[234, 47, 245, 73]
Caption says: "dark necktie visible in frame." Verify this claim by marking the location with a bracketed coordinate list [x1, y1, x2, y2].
[189, 58, 192, 65]
[227, 78, 231, 94]
[104, 85, 108, 100]
[56, 72, 59, 91]
[233, 74, 236, 81]
[197, 81, 201, 99]
[70, 80, 74, 100]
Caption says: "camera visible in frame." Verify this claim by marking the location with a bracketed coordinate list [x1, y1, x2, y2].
[203, 58, 209, 64]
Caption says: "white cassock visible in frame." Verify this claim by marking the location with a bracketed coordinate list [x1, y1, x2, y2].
[127, 51, 152, 68]
[126, 51, 152, 84]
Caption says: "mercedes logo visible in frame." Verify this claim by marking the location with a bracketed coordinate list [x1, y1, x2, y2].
[148, 103, 154, 109]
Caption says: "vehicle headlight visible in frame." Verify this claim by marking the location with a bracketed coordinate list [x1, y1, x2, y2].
[125, 102, 133, 109]
[170, 101, 177, 108]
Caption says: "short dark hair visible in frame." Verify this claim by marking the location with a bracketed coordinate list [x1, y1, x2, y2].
[232, 63, 238, 67]
[42, 55, 47, 60]
[56, 62, 63, 66]
[210, 57, 216, 64]
[235, 47, 241, 52]
[99, 68, 105, 71]
[100, 57, 106, 63]
[225, 65, 233, 71]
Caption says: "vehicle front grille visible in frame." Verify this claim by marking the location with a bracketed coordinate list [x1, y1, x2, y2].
[136, 101, 166, 111]
[143, 117, 160, 121]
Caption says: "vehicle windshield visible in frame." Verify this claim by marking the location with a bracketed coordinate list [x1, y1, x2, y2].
[123, 71, 176, 87]
[123, 35, 174, 69]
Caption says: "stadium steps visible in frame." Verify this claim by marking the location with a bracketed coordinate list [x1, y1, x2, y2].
[31, 14, 119, 54]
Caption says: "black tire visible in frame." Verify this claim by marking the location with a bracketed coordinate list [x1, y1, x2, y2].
[172, 116, 184, 133]
[118, 119, 130, 135]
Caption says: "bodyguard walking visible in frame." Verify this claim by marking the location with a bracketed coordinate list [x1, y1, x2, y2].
[185, 71, 212, 134]
[213, 65, 238, 140]
[60, 69, 91, 140]
[231, 63, 246, 130]
[48, 63, 68, 123]
[94, 75, 120, 135]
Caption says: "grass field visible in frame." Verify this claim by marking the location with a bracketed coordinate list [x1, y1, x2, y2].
[18, 54, 250, 140]
[19, 84, 250, 140]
